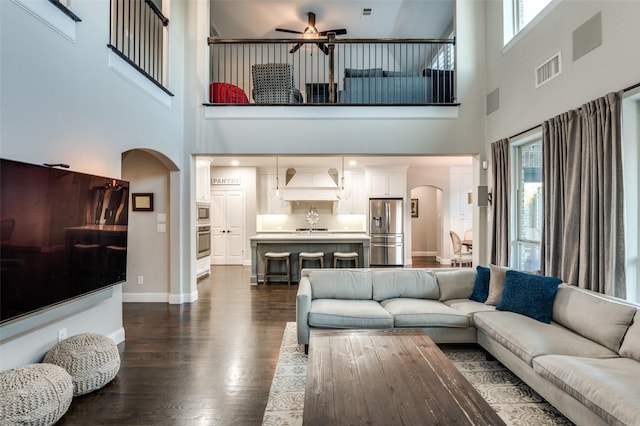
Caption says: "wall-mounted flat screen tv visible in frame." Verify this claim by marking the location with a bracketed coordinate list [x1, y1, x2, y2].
[0, 158, 129, 324]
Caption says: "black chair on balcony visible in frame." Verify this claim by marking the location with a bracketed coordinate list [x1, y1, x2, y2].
[251, 63, 304, 104]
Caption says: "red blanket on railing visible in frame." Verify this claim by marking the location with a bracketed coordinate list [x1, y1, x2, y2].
[209, 83, 249, 104]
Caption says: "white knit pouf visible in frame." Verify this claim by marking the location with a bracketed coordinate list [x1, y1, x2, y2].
[43, 333, 120, 396]
[0, 363, 73, 425]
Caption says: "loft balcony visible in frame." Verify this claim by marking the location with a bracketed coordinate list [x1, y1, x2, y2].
[206, 36, 456, 107]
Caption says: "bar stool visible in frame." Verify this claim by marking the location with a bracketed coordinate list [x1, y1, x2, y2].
[263, 252, 291, 286]
[333, 252, 359, 268]
[298, 252, 324, 280]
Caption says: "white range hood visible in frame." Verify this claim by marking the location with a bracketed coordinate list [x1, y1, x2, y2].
[282, 168, 339, 201]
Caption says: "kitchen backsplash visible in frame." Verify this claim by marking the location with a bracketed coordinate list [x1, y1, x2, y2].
[257, 201, 366, 232]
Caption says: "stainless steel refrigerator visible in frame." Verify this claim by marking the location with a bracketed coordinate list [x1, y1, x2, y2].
[369, 198, 404, 266]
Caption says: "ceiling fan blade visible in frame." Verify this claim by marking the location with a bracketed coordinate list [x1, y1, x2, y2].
[289, 43, 303, 54]
[319, 29, 347, 36]
[317, 42, 329, 55]
[276, 28, 304, 35]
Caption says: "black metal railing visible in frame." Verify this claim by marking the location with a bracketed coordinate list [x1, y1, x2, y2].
[207, 37, 455, 106]
[109, 0, 171, 94]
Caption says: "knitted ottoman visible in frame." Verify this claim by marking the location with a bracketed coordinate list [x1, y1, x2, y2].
[43, 333, 120, 396]
[0, 363, 73, 425]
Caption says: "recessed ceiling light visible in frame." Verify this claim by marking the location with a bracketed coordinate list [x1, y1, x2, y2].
[231, 160, 239, 166]
[349, 160, 357, 166]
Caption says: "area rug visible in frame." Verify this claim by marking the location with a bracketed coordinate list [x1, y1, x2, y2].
[262, 323, 574, 426]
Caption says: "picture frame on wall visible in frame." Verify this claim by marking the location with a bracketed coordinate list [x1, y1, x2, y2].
[411, 199, 419, 217]
[132, 193, 154, 211]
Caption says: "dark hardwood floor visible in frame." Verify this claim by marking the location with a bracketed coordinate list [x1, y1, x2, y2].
[58, 259, 448, 425]
[58, 266, 297, 425]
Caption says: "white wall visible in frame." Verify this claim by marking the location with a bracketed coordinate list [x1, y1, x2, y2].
[484, 0, 640, 141]
[0, 0, 186, 370]
[484, 0, 640, 298]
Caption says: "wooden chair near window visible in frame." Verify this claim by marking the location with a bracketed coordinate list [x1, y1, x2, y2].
[450, 230, 472, 267]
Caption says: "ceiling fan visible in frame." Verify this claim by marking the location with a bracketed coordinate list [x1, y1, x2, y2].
[276, 12, 347, 55]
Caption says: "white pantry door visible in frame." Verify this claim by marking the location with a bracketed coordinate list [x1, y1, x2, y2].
[210, 190, 245, 265]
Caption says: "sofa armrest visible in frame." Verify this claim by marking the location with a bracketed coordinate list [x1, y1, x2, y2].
[296, 277, 313, 345]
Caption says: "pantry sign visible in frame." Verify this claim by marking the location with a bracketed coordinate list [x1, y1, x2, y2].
[211, 177, 241, 185]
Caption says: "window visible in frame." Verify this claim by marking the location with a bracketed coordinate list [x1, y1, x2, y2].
[512, 139, 543, 271]
[504, 0, 553, 45]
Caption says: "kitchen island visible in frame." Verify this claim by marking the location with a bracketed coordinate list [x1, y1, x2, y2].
[249, 233, 370, 285]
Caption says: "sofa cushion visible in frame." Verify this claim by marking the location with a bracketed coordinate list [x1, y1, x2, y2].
[434, 269, 476, 301]
[620, 310, 640, 361]
[344, 68, 383, 77]
[469, 265, 490, 303]
[552, 284, 637, 352]
[372, 269, 438, 301]
[485, 264, 509, 305]
[533, 355, 640, 426]
[474, 311, 619, 366]
[382, 70, 420, 77]
[444, 299, 496, 326]
[309, 299, 393, 329]
[496, 270, 561, 323]
[309, 270, 372, 300]
[380, 298, 470, 328]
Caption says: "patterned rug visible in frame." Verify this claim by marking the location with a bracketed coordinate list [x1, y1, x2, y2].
[262, 323, 574, 426]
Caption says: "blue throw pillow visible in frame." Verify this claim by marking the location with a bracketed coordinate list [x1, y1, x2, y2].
[469, 265, 490, 303]
[496, 270, 562, 323]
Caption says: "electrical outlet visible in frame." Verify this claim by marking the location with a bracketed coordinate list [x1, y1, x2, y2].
[137, 276, 144, 285]
[58, 328, 67, 342]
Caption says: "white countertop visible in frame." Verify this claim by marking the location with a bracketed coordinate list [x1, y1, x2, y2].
[250, 232, 370, 241]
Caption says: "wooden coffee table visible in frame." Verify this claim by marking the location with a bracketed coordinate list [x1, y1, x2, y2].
[303, 329, 506, 425]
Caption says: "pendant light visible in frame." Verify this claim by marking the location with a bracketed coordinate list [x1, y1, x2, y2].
[271, 156, 282, 200]
[336, 157, 351, 200]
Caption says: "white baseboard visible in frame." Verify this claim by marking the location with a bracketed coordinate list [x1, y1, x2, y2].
[412, 251, 437, 256]
[436, 256, 453, 265]
[108, 327, 126, 345]
[169, 290, 199, 304]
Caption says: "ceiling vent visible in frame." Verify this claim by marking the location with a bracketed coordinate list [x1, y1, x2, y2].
[362, 8, 372, 16]
[535, 52, 561, 88]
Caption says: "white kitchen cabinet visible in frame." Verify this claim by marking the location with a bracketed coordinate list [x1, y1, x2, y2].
[258, 174, 291, 214]
[334, 173, 365, 214]
[195, 159, 211, 202]
[196, 256, 210, 279]
[367, 169, 407, 198]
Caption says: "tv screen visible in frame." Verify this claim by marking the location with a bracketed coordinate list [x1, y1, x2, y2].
[0, 159, 129, 324]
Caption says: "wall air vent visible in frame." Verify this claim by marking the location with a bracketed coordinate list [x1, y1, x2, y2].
[362, 8, 372, 16]
[535, 52, 561, 88]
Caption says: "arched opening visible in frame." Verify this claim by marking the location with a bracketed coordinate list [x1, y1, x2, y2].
[121, 149, 181, 302]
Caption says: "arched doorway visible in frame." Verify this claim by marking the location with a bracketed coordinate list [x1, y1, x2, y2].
[410, 185, 443, 267]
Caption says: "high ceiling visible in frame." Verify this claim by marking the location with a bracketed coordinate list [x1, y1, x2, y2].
[210, 0, 454, 39]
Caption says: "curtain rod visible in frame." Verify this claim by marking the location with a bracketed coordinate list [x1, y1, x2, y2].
[508, 81, 640, 140]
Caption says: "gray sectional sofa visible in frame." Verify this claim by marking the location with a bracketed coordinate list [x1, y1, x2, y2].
[337, 68, 454, 104]
[296, 267, 640, 426]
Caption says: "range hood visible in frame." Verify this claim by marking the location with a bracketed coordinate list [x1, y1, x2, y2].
[282, 168, 340, 201]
